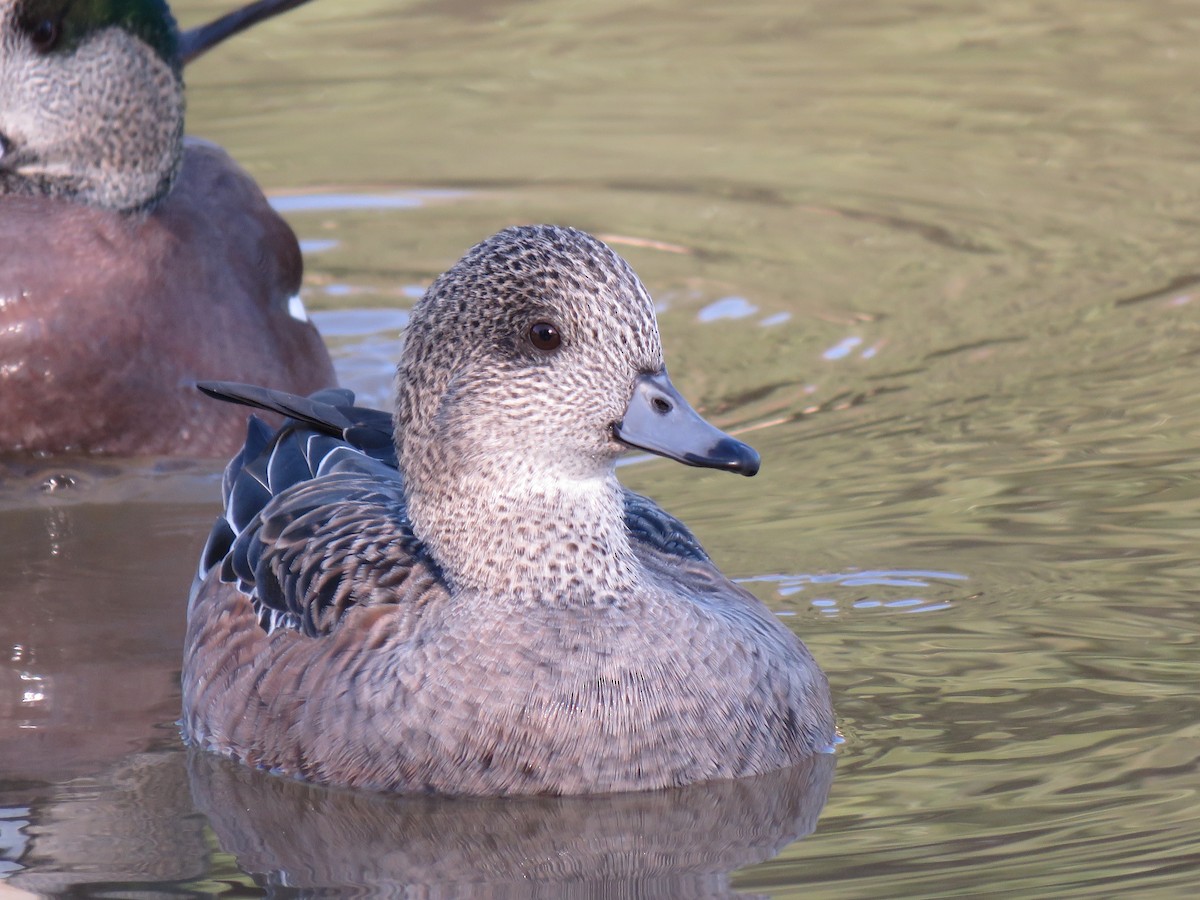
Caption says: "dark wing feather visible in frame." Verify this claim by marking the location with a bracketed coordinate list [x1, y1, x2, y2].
[237, 461, 434, 637]
[198, 380, 396, 466]
[622, 490, 710, 563]
[196, 383, 434, 638]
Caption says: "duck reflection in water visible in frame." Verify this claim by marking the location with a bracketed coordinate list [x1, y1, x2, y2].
[0, 747, 832, 895]
[188, 748, 835, 896]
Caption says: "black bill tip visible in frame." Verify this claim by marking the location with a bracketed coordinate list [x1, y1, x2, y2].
[614, 371, 761, 477]
[680, 436, 761, 477]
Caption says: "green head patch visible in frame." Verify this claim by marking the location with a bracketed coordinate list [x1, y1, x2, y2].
[16, 0, 181, 71]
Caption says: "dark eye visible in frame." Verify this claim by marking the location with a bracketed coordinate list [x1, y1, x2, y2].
[528, 321, 562, 352]
[29, 18, 61, 52]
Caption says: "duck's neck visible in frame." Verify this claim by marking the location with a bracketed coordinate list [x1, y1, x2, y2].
[404, 465, 642, 605]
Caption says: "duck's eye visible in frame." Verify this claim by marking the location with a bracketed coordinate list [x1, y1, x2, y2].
[29, 18, 61, 52]
[528, 321, 562, 352]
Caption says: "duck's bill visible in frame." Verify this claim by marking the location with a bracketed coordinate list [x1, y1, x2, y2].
[180, 0, 313, 65]
[614, 371, 760, 476]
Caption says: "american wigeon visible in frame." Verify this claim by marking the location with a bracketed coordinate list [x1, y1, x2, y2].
[183, 225, 835, 796]
[0, 0, 335, 456]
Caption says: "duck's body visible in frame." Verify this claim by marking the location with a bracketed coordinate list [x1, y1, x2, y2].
[0, 139, 333, 455]
[0, 0, 334, 456]
[183, 226, 834, 796]
[184, 416, 830, 795]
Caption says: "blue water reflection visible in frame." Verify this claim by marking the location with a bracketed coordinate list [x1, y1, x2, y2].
[742, 569, 968, 616]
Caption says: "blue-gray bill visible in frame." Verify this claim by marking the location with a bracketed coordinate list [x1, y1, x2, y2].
[613, 371, 760, 476]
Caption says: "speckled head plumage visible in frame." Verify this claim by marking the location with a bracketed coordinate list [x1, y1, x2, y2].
[396, 225, 665, 488]
[0, 0, 311, 213]
[0, 0, 184, 211]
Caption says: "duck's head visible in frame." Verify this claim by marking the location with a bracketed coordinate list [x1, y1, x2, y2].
[395, 225, 760, 497]
[0, 0, 185, 211]
[0, 0, 310, 213]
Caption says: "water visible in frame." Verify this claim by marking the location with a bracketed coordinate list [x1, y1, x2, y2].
[3, 0, 1200, 894]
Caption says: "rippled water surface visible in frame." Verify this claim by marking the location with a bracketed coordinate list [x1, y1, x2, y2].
[4, 0, 1200, 895]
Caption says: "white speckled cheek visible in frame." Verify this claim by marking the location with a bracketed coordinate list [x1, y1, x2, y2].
[0, 18, 182, 209]
[0, 23, 33, 147]
[67, 28, 183, 206]
[0, 3, 17, 75]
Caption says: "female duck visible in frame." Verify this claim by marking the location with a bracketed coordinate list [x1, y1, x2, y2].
[183, 225, 834, 796]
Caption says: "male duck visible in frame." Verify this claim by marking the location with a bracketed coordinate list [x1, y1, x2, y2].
[0, 0, 335, 456]
[183, 225, 834, 796]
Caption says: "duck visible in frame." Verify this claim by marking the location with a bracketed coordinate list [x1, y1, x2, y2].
[182, 225, 835, 796]
[0, 0, 336, 456]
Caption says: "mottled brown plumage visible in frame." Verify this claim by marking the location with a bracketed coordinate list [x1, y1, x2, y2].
[183, 226, 834, 796]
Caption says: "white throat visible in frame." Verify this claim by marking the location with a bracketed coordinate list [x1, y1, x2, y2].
[405, 468, 642, 604]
